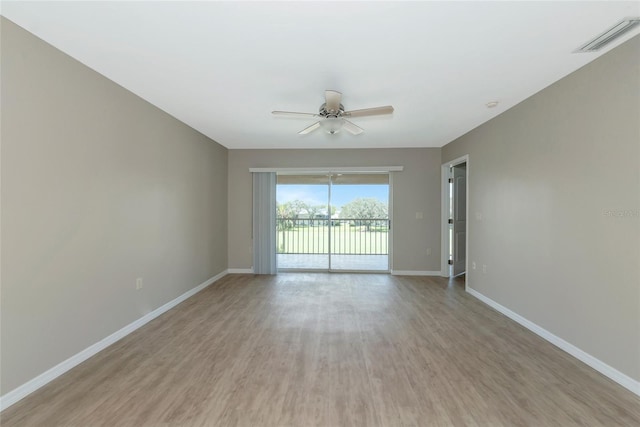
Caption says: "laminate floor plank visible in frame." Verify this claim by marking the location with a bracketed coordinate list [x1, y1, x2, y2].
[2, 273, 639, 426]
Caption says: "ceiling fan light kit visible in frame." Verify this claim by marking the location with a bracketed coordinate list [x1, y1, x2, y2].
[272, 90, 394, 136]
[320, 117, 344, 134]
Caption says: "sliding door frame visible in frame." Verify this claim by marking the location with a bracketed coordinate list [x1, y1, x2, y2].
[265, 167, 403, 273]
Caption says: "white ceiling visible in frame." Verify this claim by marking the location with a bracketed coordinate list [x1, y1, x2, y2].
[2, 1, 639, 149]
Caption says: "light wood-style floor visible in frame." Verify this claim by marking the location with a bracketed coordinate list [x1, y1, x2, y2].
[2, 273, 639, 426]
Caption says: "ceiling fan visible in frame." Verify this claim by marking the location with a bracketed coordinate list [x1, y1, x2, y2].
[272, 90, 394, 135]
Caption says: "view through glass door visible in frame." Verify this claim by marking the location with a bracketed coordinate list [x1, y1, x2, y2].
[276, 173, 389, 271]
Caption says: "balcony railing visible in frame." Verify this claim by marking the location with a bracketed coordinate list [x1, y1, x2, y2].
[276, 218, 389, 255]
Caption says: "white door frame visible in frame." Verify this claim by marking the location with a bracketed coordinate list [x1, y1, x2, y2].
[440, 155, 469, 288]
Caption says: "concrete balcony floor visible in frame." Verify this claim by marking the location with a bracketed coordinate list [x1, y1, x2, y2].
[277, 254, 389, 271]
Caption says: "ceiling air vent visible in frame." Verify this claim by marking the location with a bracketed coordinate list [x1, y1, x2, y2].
[575, 18, 640, 53]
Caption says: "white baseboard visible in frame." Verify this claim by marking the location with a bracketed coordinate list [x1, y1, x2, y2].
[391, 270, 441, 276]
[227, 268, 254, 274]
[466, 287, 640, 397]
[0, 270, 229, 411]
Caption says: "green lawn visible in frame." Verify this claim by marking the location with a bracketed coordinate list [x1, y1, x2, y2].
[277, 225, 388, 254]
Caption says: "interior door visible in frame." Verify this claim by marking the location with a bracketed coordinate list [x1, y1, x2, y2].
[452, 163, 466, 276]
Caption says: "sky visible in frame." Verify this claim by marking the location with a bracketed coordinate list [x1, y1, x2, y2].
[277, 184, 388, 209]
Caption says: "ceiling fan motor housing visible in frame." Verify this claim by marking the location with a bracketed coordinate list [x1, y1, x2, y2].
[319, 102, 345, 118]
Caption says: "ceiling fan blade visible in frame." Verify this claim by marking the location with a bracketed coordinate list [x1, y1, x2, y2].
[272, 111, 318, 118]
[298, 121, 321, 135]
[343, 105, 394, 118]
[342, 119, 364, 135]
[324, 90, 342, 113]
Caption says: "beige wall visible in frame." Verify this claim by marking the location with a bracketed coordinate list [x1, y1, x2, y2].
[228, 149, 442, 272]
[442, 35, 640, 381]
[1, 18, 228, 394]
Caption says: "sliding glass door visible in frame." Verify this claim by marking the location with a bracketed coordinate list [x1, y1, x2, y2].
[276, 173, 389, 272]
[276, 174, 330, 270]
[329, 173, 389, 271]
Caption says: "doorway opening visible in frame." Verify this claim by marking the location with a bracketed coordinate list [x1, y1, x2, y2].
[441, 156, 468, 282]
[276, 173, 390, 272]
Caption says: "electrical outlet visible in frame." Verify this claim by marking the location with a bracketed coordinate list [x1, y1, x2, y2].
[136, 278, 143, 290]
[472, 261, 476, 270]
[482, 265, 487, 274]
[415, 212, 423, 219]
[426, 248, 432, 256]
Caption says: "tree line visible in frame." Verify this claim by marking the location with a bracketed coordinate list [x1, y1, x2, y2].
[277, 198, 388, 231]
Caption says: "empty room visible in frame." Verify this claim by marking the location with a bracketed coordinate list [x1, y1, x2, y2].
[1, 2, 639, 426]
